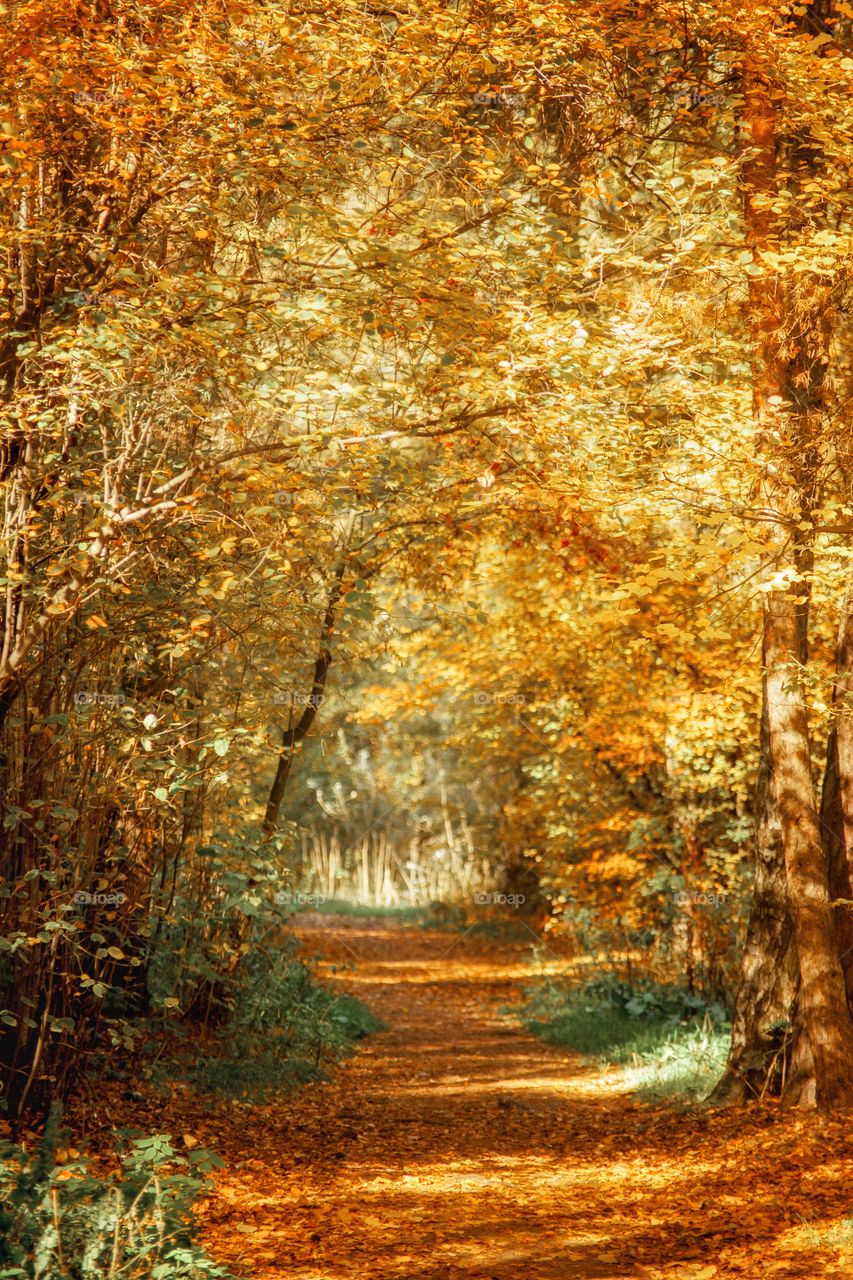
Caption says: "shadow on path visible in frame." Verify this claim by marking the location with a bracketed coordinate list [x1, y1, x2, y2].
[183, 916, 851, 1280]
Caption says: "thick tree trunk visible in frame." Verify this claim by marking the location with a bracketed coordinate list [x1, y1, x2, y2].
[718, 41, 853, 1108]
[820, 732, 853, 1018]
[715, 54, 801, 1104]
[820, 590, 853, 1017]
[764, 591, 853, 1108]
[711, 693, 798, 1102]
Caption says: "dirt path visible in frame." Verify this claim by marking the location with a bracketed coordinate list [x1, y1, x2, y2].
[188, 917, 849, 1280]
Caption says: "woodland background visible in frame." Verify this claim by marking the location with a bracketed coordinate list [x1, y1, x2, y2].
[2, 0, 853, 1204]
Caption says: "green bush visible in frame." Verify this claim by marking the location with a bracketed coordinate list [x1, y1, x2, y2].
[0, 1105, 235, 1280]
[622, 1019, 732, 1102]
[136, 837, 385, 1104]
[519, 974, 730, 1101]
[179, 957, 385, 1103]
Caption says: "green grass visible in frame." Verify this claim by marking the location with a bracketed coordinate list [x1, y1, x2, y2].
[621, 1019, 731, 1101]
[519, 976, 731, 1102]
[192, 974, 385, 1102]
[289, 897, 432, 922]
[152, 958, 385, 1105]
[465, 917, 539, 942]
[287, 897, 474, 929]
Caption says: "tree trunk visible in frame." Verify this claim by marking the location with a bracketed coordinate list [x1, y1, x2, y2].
[819, 590, 853, 1017]
[718, 41, 853, 1108]
[711, 693, 799, 1102]
[262, 559, 347, 838]
[764, 589, 853, 1108]
[819, 733, 853, 1018]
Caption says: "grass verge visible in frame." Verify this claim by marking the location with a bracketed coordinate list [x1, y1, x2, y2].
[158, 959, 385, 1104]
[519, 975, 731, 1102]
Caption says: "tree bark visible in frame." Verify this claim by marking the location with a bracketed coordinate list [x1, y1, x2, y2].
[819, 590, 853, 1018]
[764, 588, 853, 1107]
[718, 40, 853, 1108]
[711, 692, 799, 1102]
[262, 559, 347, 838]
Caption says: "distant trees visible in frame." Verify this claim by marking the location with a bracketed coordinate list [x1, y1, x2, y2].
[2, 0, 853, 1122]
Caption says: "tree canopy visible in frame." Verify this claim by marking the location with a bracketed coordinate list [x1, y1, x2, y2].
[3, 0, 853, 1129]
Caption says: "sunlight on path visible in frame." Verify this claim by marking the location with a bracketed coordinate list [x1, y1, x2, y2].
[196, 917, 851, 1280]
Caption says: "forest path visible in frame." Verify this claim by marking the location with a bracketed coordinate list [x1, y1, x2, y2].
[195, 916, 849, 1280]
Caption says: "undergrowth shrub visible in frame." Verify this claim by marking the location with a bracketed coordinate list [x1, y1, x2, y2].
[137, 839, 385, 1104]
[0, 1104, 233, 1280]
[622, 1019, 731, 1102]
[520, 972, 730, 1101]
[182, 956, 385, 1102]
